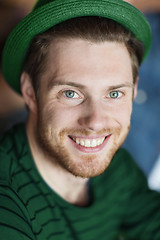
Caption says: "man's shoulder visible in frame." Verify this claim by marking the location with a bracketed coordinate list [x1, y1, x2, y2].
[0, 123, 27, 183]
[0, 123, 26, 156]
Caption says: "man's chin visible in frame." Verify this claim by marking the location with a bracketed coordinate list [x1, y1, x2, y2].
[60, 154, 113, 179]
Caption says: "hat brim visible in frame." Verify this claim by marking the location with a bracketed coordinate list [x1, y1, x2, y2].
[2, 0, 152, 94]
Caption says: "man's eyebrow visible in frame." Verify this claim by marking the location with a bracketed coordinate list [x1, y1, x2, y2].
[108, 83, 134, 90]
[47, 79, 86, 90]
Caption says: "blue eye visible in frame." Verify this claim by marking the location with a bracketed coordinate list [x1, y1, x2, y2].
[64, 90, 79, 99]
[109, 91, 122, 99]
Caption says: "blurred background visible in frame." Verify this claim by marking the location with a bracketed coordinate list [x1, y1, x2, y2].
[0, 0, 160, 191]
[0, 0, 37, 134]
[124, 0, 160, 191]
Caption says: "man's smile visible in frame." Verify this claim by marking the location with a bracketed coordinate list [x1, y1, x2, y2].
[68, 135, 111, 153]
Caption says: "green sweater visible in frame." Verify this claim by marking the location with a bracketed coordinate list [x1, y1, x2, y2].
[0, 124, 160, 240]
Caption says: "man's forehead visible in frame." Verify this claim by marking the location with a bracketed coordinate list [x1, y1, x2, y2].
[43, 39, 133, 91]
[48, 38, 130, 66]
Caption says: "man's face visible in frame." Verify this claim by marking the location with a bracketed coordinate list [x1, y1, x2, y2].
[35, 38, 136, 178]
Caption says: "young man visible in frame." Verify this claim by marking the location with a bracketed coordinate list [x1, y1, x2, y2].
[1, 0, 160, 239]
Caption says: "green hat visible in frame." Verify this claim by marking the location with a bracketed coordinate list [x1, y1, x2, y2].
[2, 0, 152, 94]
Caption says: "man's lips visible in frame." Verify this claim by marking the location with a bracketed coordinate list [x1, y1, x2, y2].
[68, 135, 111, 153]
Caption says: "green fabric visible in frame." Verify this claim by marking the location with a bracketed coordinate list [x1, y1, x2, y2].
[0, 124, 160, 240]
[2, 0, 152, 94]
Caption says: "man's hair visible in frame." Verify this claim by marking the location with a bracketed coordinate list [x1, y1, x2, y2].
[24, 17, 144, 97]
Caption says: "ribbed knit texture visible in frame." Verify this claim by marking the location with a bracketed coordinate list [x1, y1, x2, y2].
[0, 124, 160, 239]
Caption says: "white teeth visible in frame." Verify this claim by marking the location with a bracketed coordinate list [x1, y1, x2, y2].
[92, 139, 97, 147]
[76, 139, 80, 145]
[80, 140, 85, 146]
[74, 137, 105, 148]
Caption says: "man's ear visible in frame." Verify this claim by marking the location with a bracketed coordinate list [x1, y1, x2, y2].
[20, 72, 37, 113]
[133, 76, 139, 100]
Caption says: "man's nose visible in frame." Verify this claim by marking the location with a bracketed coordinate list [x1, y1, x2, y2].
[78, 100, 108, 132]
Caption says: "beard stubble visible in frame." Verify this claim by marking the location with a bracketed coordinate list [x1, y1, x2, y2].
[36, 112, 130, 178]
